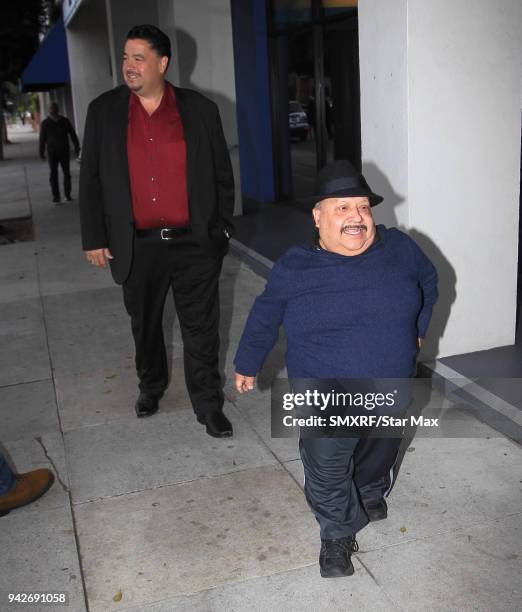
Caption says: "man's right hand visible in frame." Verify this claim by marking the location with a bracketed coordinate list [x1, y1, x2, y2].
[85, 248, 113, 268]
[235, 373, 256, 394]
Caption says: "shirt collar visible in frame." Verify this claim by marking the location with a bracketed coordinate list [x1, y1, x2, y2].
[128, 81, 177, 115]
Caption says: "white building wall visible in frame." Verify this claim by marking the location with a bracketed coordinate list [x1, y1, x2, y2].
[359, 0, 522, 358]
[171, 0, 238, 146]
[65, 0, 113, 138]
[107, 0, 160, 87]
[359, 0, 409, 230]
[167, 0, 241, 213]
[158, 0, 180, 85]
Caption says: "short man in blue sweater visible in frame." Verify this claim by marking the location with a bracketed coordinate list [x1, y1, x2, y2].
[234, 160, 438, 578]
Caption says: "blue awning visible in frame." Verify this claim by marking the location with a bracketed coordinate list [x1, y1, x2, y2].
[21, 17, 70, 92]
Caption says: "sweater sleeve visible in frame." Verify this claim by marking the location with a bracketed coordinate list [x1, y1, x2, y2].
[234, 261, 288, 376]
[410, 239, 438, 337]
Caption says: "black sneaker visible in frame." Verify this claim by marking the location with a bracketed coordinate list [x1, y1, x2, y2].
[319, 536, 359, 578]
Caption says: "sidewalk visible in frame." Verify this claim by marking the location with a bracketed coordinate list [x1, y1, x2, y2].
[1, 126, 521, 612]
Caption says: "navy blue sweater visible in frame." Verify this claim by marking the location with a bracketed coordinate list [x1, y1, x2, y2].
[234, 226, 438, 379]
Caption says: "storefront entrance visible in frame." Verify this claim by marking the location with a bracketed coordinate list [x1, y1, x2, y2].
[268, 1, 360, 203]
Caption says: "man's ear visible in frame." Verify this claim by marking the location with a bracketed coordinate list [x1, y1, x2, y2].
[312, 207, 321, 229]
[160, 56, 169, 74]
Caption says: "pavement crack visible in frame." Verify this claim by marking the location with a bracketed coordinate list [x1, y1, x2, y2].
[355, 554, 380, 584]
[35, 436, 69, 493]
[0, 378, 52, 390]
[355, 556, 405, 611]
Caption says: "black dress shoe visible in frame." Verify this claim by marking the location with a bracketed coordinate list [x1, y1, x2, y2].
[319, 536, 358, 578]
[365, 498, 388, 522]
[135, 392, 160, 418]
[197, 411, 233, 438]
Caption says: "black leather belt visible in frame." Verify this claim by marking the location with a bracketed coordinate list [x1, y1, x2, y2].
[135, 227, 191, 240]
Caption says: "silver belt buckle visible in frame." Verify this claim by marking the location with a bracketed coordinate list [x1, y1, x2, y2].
[160, 228, 173, 240]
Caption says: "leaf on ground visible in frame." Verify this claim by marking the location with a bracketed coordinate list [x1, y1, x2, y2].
[399, 526, 407, 533]
[105, 374, 117, 380]
[112, 590, 123, 602]
[407, 447, 415, 452]
[103, 389, 112, 394]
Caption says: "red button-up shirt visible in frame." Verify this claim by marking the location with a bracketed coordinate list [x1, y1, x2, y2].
[127, 84, 189, 229]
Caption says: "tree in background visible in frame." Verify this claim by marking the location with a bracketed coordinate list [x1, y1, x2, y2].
[0, 0, 46, 160]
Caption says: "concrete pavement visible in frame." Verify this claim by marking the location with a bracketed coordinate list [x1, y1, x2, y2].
[1, 125, 521, 611]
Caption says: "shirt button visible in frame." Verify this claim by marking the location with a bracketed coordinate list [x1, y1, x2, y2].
[151, 177, 155, 182]
[152, 197, 156, 202]
[149, 138, 153, 142]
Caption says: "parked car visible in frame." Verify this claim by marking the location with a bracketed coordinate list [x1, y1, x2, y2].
[288, 100, 309, 141]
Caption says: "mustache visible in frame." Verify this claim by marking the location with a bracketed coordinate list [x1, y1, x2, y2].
[341, 224, 367, 231]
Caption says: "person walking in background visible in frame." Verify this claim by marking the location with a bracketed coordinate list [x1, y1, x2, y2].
[39, 102, 80, 204]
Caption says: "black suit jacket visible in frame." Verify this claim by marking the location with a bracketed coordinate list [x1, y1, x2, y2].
[79, 84, 235, 284]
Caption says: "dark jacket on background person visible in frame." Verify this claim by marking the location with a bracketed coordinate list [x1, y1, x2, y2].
[79, 84, 235, 284]
[39, 115, 80, 157]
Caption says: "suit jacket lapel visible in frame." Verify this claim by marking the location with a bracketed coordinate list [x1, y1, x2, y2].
[174, 86, 200, 197]
[110, 86, 132, 206]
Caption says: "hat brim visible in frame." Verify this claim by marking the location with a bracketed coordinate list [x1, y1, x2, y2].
[299, 188, 383, 207]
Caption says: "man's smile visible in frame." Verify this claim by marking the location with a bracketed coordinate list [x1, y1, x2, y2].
[341, 224, 367, 236]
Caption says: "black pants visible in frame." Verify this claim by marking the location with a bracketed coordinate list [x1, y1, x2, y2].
[299, 435, 401, 539]
[48, 151, 71, 199]
[122, 233, 224, 419]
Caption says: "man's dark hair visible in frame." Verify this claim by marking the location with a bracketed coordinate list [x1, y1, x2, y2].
[126, 24, 171, 68]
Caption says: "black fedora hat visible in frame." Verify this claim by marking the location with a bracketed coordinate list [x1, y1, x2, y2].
[304, 160, 383, 207]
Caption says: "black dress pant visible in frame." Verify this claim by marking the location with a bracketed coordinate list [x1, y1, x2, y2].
[122, 232, 224, 418]
[48, 151, 71, 199]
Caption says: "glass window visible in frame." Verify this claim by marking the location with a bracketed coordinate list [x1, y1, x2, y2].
[322, 0, 357, 18]
[289, 101, 304, 113]
[273, 0, 312, 28]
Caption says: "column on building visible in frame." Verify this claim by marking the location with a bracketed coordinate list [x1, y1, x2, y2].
[358, 0, 522, 357]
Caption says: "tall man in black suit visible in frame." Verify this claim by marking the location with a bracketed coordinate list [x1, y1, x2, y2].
[79, 25, 235, 438]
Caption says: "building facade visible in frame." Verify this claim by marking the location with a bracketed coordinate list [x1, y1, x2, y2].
[30, 0, 522, 357]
